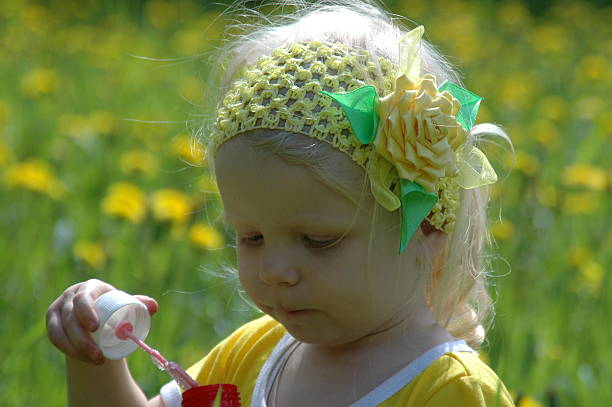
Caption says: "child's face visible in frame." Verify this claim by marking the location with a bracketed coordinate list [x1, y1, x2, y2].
[215, 137, 426, 348]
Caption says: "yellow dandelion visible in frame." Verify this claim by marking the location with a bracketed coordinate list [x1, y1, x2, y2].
[491, 220, 515, 241]
[516, 395, 545, 407]
[73, 240, 107, 269]
[20, 68, 58, 97]
[189, 223, 225, 250]
[22, 4, 49, 34]
[89, 110, 116, 135]
[575, 96, 603, 120]
[538, 96, 568, 122]
[499, 72, 536, 110]
[575, 55, 606, 82]
[171, 134, 205, 166]
[575, 260, 604, 297]
[563, 164, 607, 191]
[530, 24, 567, 54]
[531, 119, 559, 147]
[567, 247, 591, 266]
[119, 150, 159, 178]
[101, 182, 147, 223]
[506, 150, 539, 176]
[496, 1, 530, 29]
[196, 174, 219, 194]
[59, 114, 94, 139]
[3, 159, 65, 199]
[146, 0, 178, 29]
[562, 192, 600, 214]
[173, 29, 205, 55]
[536, 184, 558, 208]
[150, 189, 194, 224]
[474, 104, 492, 124]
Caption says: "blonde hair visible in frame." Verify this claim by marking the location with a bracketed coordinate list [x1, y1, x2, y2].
[199, 0, 511, 349]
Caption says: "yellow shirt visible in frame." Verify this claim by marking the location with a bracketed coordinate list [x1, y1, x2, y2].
[162, 315, 515, 407]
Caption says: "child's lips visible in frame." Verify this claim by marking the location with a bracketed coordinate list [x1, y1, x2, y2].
[260, 301, 314, 317]
[280, 307, 312, 316]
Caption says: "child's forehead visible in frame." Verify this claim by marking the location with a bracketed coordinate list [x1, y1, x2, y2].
[214, 137, 376, 226]
[214, 133, 366, 183]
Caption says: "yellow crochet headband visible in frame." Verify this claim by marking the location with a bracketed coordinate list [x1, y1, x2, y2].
[209, 26, 497, 253]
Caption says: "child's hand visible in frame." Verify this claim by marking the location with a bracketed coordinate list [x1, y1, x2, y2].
[46, 279, 158, 365]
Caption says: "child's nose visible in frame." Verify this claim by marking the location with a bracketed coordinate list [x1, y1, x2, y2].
[259, 253, 300, 287]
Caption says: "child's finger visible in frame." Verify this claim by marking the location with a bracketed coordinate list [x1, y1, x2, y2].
[73, 291, 100, 332]
[60, 296, 104, 364]
[48, 308, 101, 364]
[72, 279, 116, 331]
[133, 295, 158, 316]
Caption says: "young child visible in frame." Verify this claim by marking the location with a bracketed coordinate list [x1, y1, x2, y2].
[46, 2, 515, 406]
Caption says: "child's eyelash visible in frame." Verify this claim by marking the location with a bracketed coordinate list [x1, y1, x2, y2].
[239, 234, 341, 249]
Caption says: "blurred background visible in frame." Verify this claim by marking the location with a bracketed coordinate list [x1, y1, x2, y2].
[0, 0, 610, 406]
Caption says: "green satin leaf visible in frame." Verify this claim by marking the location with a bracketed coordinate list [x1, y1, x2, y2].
[398, 180, 439, 254]
[438, 81, 482, 131]
[321, 86, 379, 144]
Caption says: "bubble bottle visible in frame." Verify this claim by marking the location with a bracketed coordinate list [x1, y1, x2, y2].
[92, 290, 241, 406]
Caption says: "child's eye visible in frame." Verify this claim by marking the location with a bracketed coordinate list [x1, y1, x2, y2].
[238, 234, 341, 250]
[240, 234, 262, 245]
[303, 236, 341, 249]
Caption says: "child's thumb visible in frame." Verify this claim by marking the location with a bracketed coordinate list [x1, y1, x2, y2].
[134, 295, 158, 316]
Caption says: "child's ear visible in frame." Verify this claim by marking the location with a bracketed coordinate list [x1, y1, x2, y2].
[420, 220, 437, 236]
[420, 222, 447, 250]
[420, 225, 448, 284]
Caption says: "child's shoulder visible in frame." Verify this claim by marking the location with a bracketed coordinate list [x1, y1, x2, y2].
[405, 351, 515, 406]
[429, 351, 498, 380]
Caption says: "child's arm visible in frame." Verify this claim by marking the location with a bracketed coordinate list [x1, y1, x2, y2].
[66, 357, 164, 406]
[46, 279, 163, 407]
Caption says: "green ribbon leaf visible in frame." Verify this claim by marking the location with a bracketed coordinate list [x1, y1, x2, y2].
[322, 86, 439, 255]
[398, 180, 439, 254]
[321, 86, 379, 144]
[438, 81, 482, 131]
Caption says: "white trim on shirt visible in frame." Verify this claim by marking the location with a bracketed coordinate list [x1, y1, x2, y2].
[160, 334, 477, 407]
[252, 334, 477, 407]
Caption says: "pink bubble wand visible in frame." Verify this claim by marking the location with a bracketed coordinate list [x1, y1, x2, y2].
[115, 320, 199, 390]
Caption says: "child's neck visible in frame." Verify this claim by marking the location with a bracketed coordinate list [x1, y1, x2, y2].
[305, 302, 456, 363]
[272, 306, 457, 407]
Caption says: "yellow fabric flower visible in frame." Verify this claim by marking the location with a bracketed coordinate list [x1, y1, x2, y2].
[374, 74, 467, 192]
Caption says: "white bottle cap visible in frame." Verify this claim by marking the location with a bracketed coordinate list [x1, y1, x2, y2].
[91, 290, 151, 360]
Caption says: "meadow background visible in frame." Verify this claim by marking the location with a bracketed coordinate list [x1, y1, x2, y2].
[0, 0, 610, 406]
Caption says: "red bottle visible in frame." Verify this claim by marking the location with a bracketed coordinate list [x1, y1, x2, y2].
[181, 384, 241, 407]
